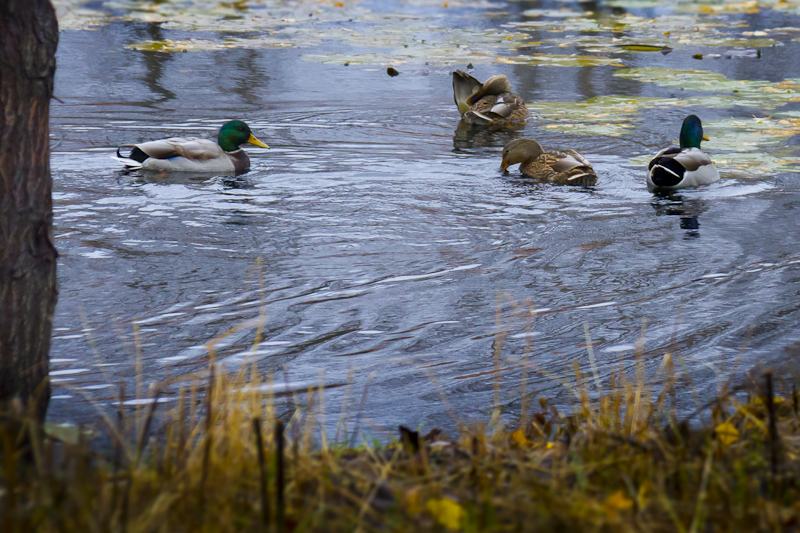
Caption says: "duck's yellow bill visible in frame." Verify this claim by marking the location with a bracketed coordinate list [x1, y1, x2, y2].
[702, 134, 710, 141]
[248, 134, 269, 149]
[500, 161, 509, 172]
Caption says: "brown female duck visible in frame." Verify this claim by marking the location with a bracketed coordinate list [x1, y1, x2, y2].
[500, 138, 598, 186]
[452, 70, 529, 126]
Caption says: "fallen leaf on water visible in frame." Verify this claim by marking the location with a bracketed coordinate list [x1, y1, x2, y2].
[616, 44, 668, 52]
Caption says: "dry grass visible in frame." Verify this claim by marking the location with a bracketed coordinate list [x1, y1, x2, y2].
[2, 348, 800, 532]
[3, 291, 800, 532]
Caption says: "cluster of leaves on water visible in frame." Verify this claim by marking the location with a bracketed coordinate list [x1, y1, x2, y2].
[599, 0, 800, 14]
[55, 0, 796, 72]
[616, 67, 800, 110]
[56, 0, 373, 31]
[54, 0, 800, 175]
[506, 12, 782, 51]
[530, 67, 800, 175]
[529, 96, 665, 137]
[60, 0, 786, 62]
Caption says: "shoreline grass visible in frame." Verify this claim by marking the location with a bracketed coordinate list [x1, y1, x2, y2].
[3, 351, 800, 532]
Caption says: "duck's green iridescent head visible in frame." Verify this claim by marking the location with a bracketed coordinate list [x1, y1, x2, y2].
[679, 115, 709, 149]
[217, 120, 269, 152]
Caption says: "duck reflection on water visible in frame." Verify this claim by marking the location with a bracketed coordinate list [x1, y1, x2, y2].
[650, 193, 708, 239]
[452, 120, 525, 151]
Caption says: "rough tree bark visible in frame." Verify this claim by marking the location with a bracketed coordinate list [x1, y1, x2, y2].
[0, 0, 59, 425]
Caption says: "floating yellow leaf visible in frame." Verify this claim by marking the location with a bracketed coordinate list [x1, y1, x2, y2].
[716, 421, 740, 447]
[618, 44, 666, 51]
[426, 498, 465, 530]
[545, 441, 555, 449]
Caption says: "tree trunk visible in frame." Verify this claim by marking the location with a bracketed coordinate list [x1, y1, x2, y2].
[0, 0, 59, 425]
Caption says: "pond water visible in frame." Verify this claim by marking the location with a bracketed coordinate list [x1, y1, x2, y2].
[48, 0, 800, 436]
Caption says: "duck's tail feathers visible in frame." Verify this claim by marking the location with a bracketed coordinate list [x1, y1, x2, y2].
[567, 172, 590, 181]
[565, 166, 598, 186]
[452, 70, 482, 115]
[113, 145, 149, 169]
[649, 159, 685, 187]
[467, 110, 493, 123]
[111, 155, 143, 169]
[113, 146, 142, 169]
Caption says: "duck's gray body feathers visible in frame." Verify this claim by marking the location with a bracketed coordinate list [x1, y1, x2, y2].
[115, 137, 249, 174]
[647, 146, 719, 191]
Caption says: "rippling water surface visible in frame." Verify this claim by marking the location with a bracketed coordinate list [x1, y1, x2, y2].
[48, 0, 800, 434]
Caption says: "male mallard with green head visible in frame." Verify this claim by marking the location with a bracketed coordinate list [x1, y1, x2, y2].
[452, 70, 529, 126]
[500, 138, 598, 186]
[115, 120, 269, 174]
[647, 115, 719, 191]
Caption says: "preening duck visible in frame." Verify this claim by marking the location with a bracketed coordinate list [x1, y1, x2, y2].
[500, 138, 598, 186]
[452, 70, 529, 126]
[647, 115, 719, 191]
[115, 120, 269, 175]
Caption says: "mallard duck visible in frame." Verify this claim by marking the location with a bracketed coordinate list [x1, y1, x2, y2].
[647, 115, 719, 191]
[115, 120, 268, 174]
[452, 70, 529, 126]
[500, 138, 598, 186]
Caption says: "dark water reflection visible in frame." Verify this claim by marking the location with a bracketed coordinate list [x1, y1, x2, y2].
[48, 0, 800, 435]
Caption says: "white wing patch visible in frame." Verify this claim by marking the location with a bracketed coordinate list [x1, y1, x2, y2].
[652, 164, 681, 179]
[470, 111, 493, 122]
[489, 103, 511, 117]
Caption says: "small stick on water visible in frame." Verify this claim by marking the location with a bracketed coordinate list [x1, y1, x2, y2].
[252, 418, 270, 530]
[276, 420, 286, 533]
[765, 372, 779, 485]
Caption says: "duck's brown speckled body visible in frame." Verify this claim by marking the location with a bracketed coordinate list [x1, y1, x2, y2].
[452, 70, 529, 126]
[501, 138, 597, 186]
